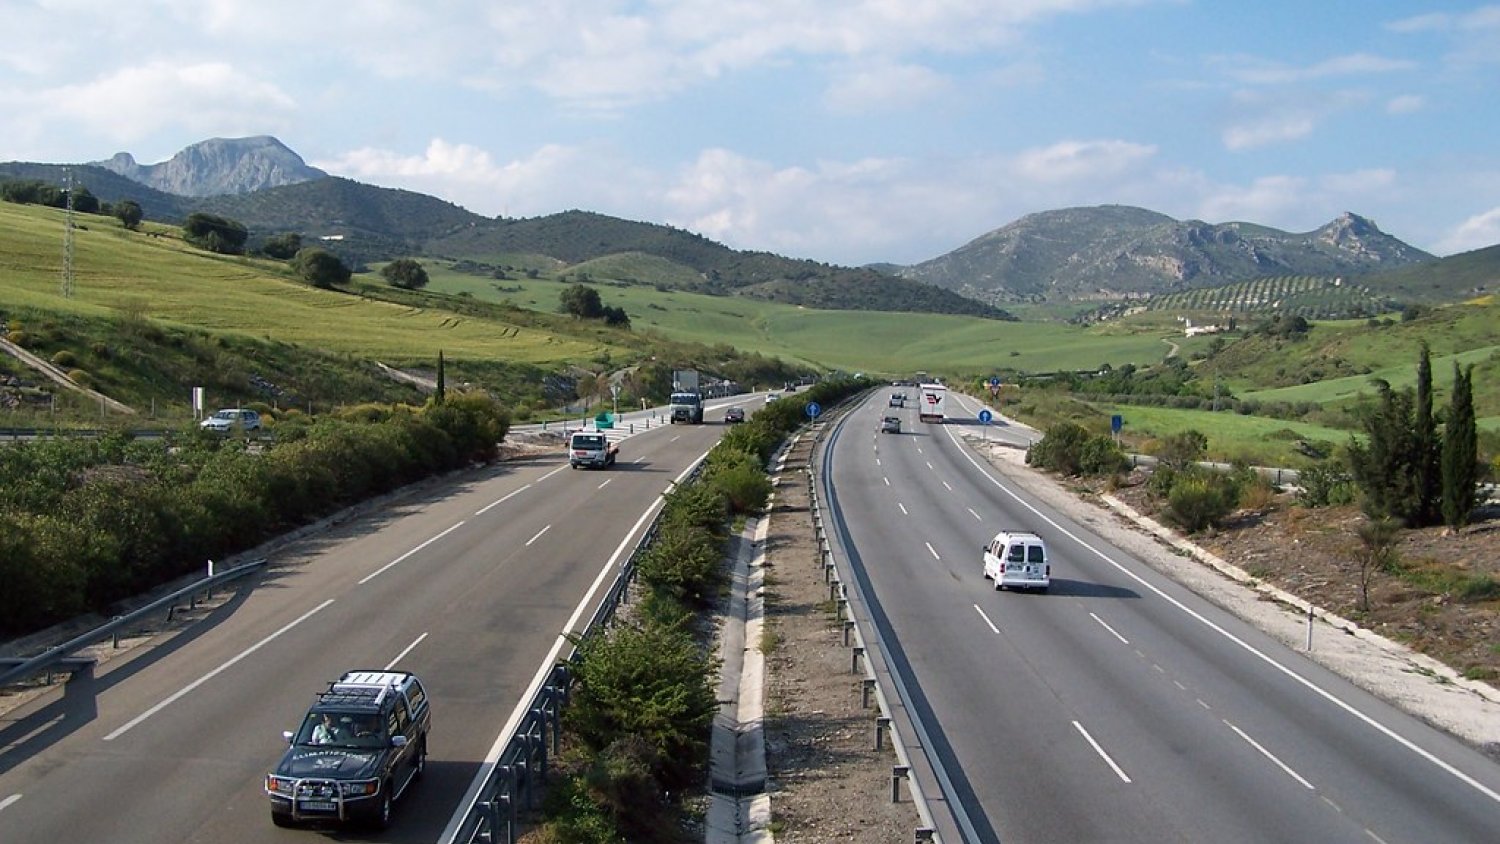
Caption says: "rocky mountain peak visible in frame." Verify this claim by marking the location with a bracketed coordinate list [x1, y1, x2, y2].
[92, 136, 326, 198]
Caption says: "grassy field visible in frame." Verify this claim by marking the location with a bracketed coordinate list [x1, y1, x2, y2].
[0, 203, 612, 365]
[419, 260, 1198, 375]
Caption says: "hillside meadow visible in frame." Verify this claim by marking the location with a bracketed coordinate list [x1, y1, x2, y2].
[418, 260, 1203, 375]
[0, 202, 612, 365]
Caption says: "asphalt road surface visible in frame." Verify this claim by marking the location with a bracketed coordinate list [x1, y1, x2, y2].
[821, 390, 1500, 843]
[0, 400, 747, 843]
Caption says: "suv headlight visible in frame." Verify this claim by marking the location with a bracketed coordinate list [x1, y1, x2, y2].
[265, 775, 294, 795]
[340, 780, 379, 797]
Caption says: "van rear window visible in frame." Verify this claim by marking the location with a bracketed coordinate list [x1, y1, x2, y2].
[1027, 545, 1045, 563]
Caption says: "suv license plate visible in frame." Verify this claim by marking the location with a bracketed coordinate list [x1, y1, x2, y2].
[300, 800, 336, 811]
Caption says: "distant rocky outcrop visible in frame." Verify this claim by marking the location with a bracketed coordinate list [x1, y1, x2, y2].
[93, 136, 326, 197]
[899, 205, 1435, 304]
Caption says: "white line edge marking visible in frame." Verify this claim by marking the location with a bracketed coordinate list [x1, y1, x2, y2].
[386, 633, 428, 670]
[104, 599, 335, 741]
[925, 542, 940, 561]
[0, 794, 19, 812]
[973, 604, 1000, 635]
[439, 450, 708, 844]
[1089, 612, 1130, 645]
[597, 478, 612, 490]
[525, 525, 552, 546]
[476, 483, 531, 515]
[539, 465, 567, 481]
[968, 507, 982, 521]
[898, 502, 908, 515]
[1073, 720, 1131, 783]
[1225, 720, 1315, 789]
[940, 422, 1500, 805]
[360, 522, 466, 585]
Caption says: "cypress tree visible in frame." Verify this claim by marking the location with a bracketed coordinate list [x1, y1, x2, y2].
[1347, 380, 1420, 524]
[1413, 341, 1442, 526]
[435, 350, 446, 405]
[1441, 364, 1478, 531]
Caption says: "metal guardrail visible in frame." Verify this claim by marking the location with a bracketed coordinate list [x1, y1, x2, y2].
[0, 558, 268, 689]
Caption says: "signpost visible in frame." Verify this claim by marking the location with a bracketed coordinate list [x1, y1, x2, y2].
[805, 401, 822, 419]
[978, 408, 993, 442]
[1111, 413, 1123, 443]
[988, 376, 1001, 399]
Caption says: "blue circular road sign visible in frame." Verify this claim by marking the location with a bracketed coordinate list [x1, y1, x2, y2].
[978, 409, 993, 424]
[805, 401, 822, 418]
[988, 376, 1001, 387]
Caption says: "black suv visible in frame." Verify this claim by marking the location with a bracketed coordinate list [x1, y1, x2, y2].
[266, 670, 432, 829]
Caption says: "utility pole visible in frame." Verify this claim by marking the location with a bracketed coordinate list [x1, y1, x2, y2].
[61, 167, 76, 298]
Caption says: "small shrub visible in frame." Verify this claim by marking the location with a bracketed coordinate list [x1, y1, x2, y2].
[1297, 461, 1357, 508]
[67, 369, 93, 388]
[1079, 435, 1128, 476]
[51, 349, 77, 368]
[1165, 472, 1237, 533]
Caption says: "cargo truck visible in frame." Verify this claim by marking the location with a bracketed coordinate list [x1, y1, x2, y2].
[918, 383, 946, 423]
[568, 430, 618, 469]
[670, 369, 704, 423]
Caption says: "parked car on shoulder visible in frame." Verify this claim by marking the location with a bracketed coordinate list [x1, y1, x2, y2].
[200, 408, 261, 433]
[724, 406, 746, 423]
[266, 670, 431, 829]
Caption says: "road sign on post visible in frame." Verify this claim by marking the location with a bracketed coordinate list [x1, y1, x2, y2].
[977, 409, 993, 424]
[1111, 413, 1123, 442]
[805, 401, 822, 419]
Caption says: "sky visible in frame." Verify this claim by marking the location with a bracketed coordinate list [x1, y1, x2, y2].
[3, 1, 1499, 267]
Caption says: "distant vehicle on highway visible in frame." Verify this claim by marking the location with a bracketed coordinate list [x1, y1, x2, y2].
[200, 408, 261, 433]
[724, 406, 746, 424]
[889, 393, 905, 408]
[880, 416, 901, 434]
[765, 392, 782, 404]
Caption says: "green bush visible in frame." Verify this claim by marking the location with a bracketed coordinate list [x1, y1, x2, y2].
[705, 450, 771, 514]
[1165, 471, 1238, 533]
[51, 349, 77, 368]
[1027, 421, 1090, 475]
[635, 522, 723, 605]
[1296, 461, 1358, 508]
[1079, 435, 1128, 476]
[565, 620, 718, 792]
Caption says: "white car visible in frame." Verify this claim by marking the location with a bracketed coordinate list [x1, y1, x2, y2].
[200, 408, 262, 433]
[765, 392, 782, 404]
[982, 530, 1050, 592]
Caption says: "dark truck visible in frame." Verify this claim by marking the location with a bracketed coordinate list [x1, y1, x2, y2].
[569, 430, 618, 468]
[669, 391, 704, 424]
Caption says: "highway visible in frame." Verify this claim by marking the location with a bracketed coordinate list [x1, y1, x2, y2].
[824, 389, 1500, 843]
[0, 399, 750, 843]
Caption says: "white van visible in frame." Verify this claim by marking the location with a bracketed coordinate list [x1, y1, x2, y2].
[982, 530, 1050, 592]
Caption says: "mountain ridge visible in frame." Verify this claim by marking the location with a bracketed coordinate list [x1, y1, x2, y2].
[91, 135, 326, 197]
[899, 204, 1435, 304]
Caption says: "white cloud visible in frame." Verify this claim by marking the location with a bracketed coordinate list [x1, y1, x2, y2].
[1013, 139, 1157, 182]
[1223, 113, 1317, 151]
[1221, 90, 1369, 150]
[1319, 168, 1396, 194]
[823, 61, 950, 113]
[1197, 175, 1308, 224]
[1435, 207, 1500, 254]
[1386, 94, 1425, 114]
[1216, 52, 1415, 85]
[31, 60, 296, 144]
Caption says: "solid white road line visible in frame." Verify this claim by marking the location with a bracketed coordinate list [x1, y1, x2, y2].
[1073, 720, 1132, 783]
[104, 599, 336, 741]
[525, 525, 552, 546]
[1089, 612, 1130, 645]
[0, 794, 20, 812]
[476, 484, 531, 515]
[1225, 720, 1315, 789]
[540, 466, 567, 481]
[386, 633, 428, 670]
[360, 522, 466, 585]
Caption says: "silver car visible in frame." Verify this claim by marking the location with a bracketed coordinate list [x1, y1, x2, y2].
[200, 408, 261, 433]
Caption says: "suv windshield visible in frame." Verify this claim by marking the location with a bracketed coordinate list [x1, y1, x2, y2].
[295, 711, 385, 749]
[573, 435, 605, 448]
